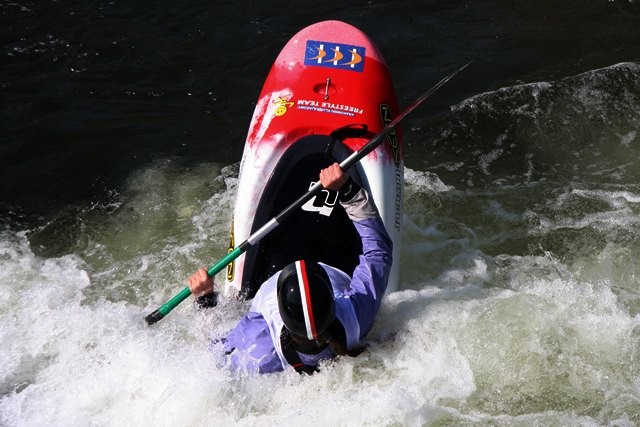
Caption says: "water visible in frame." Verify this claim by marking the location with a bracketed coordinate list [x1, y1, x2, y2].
[2, 1, 640, 426]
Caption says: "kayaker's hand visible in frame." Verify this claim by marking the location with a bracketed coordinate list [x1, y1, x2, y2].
[188, 267, 214, 297]
[320, 163, 349, 191]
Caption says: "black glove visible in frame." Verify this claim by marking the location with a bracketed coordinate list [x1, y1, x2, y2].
[195, 292, 218, 309]
[339, 177, 361, 203]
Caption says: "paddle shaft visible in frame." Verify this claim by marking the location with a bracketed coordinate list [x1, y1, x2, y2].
[144, 62, 472, 325]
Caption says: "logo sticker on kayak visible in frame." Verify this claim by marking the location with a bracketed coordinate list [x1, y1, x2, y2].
[226, 219, 235, 281]
[273, 94, 294, 117]
[304, 40, 365, 72]
[297, 98, 364, 117]
[301, 182, 338, 216]
[380, 104, 400, 166]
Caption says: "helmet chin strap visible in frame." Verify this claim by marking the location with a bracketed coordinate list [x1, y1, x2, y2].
[288, 328, 330, 354]
[327, 336, 347, 356]
[281, 320, 366, 374]
[290, 328, 360, 358]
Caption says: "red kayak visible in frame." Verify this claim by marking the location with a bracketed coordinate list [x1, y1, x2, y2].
[225, 20, 403, 298]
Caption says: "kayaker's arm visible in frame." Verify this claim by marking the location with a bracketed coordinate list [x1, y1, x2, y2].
[188, 267, 213, 295]
[188, 267, 218, 308]
[327, 167, 393, 340]
[319, 162, 349, 190]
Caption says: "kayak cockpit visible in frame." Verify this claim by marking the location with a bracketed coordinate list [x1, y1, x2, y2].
[240, 134, 364, 299]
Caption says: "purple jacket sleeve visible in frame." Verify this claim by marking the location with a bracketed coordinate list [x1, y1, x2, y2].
[339, 188, 393, 340]
[221, 312, 284, 374]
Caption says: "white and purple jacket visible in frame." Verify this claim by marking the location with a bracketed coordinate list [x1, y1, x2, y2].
[218, 188, 393, 374]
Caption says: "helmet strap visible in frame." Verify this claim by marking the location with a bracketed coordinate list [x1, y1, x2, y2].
[280, 327, 320, 375]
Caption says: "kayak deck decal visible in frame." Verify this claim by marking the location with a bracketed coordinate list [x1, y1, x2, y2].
[380, 104, 400, 166]
[304, 40, 365, 72]
[273, 94, 294, 117]
[297, 98, 364, 117]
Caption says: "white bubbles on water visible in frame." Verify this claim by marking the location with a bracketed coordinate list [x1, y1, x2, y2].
[396, 160, 640, 423]
[620, 130, 637, 147]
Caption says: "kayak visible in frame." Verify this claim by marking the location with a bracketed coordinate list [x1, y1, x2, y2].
[225, 20, 403, 299]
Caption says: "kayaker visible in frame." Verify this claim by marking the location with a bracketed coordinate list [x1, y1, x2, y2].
[188, 163, 393, 374]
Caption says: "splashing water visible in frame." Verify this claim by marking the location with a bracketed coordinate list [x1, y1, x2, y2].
[2, 64, 640, 426]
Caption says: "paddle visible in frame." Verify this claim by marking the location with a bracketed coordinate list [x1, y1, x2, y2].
[144, 61, 472, 325]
